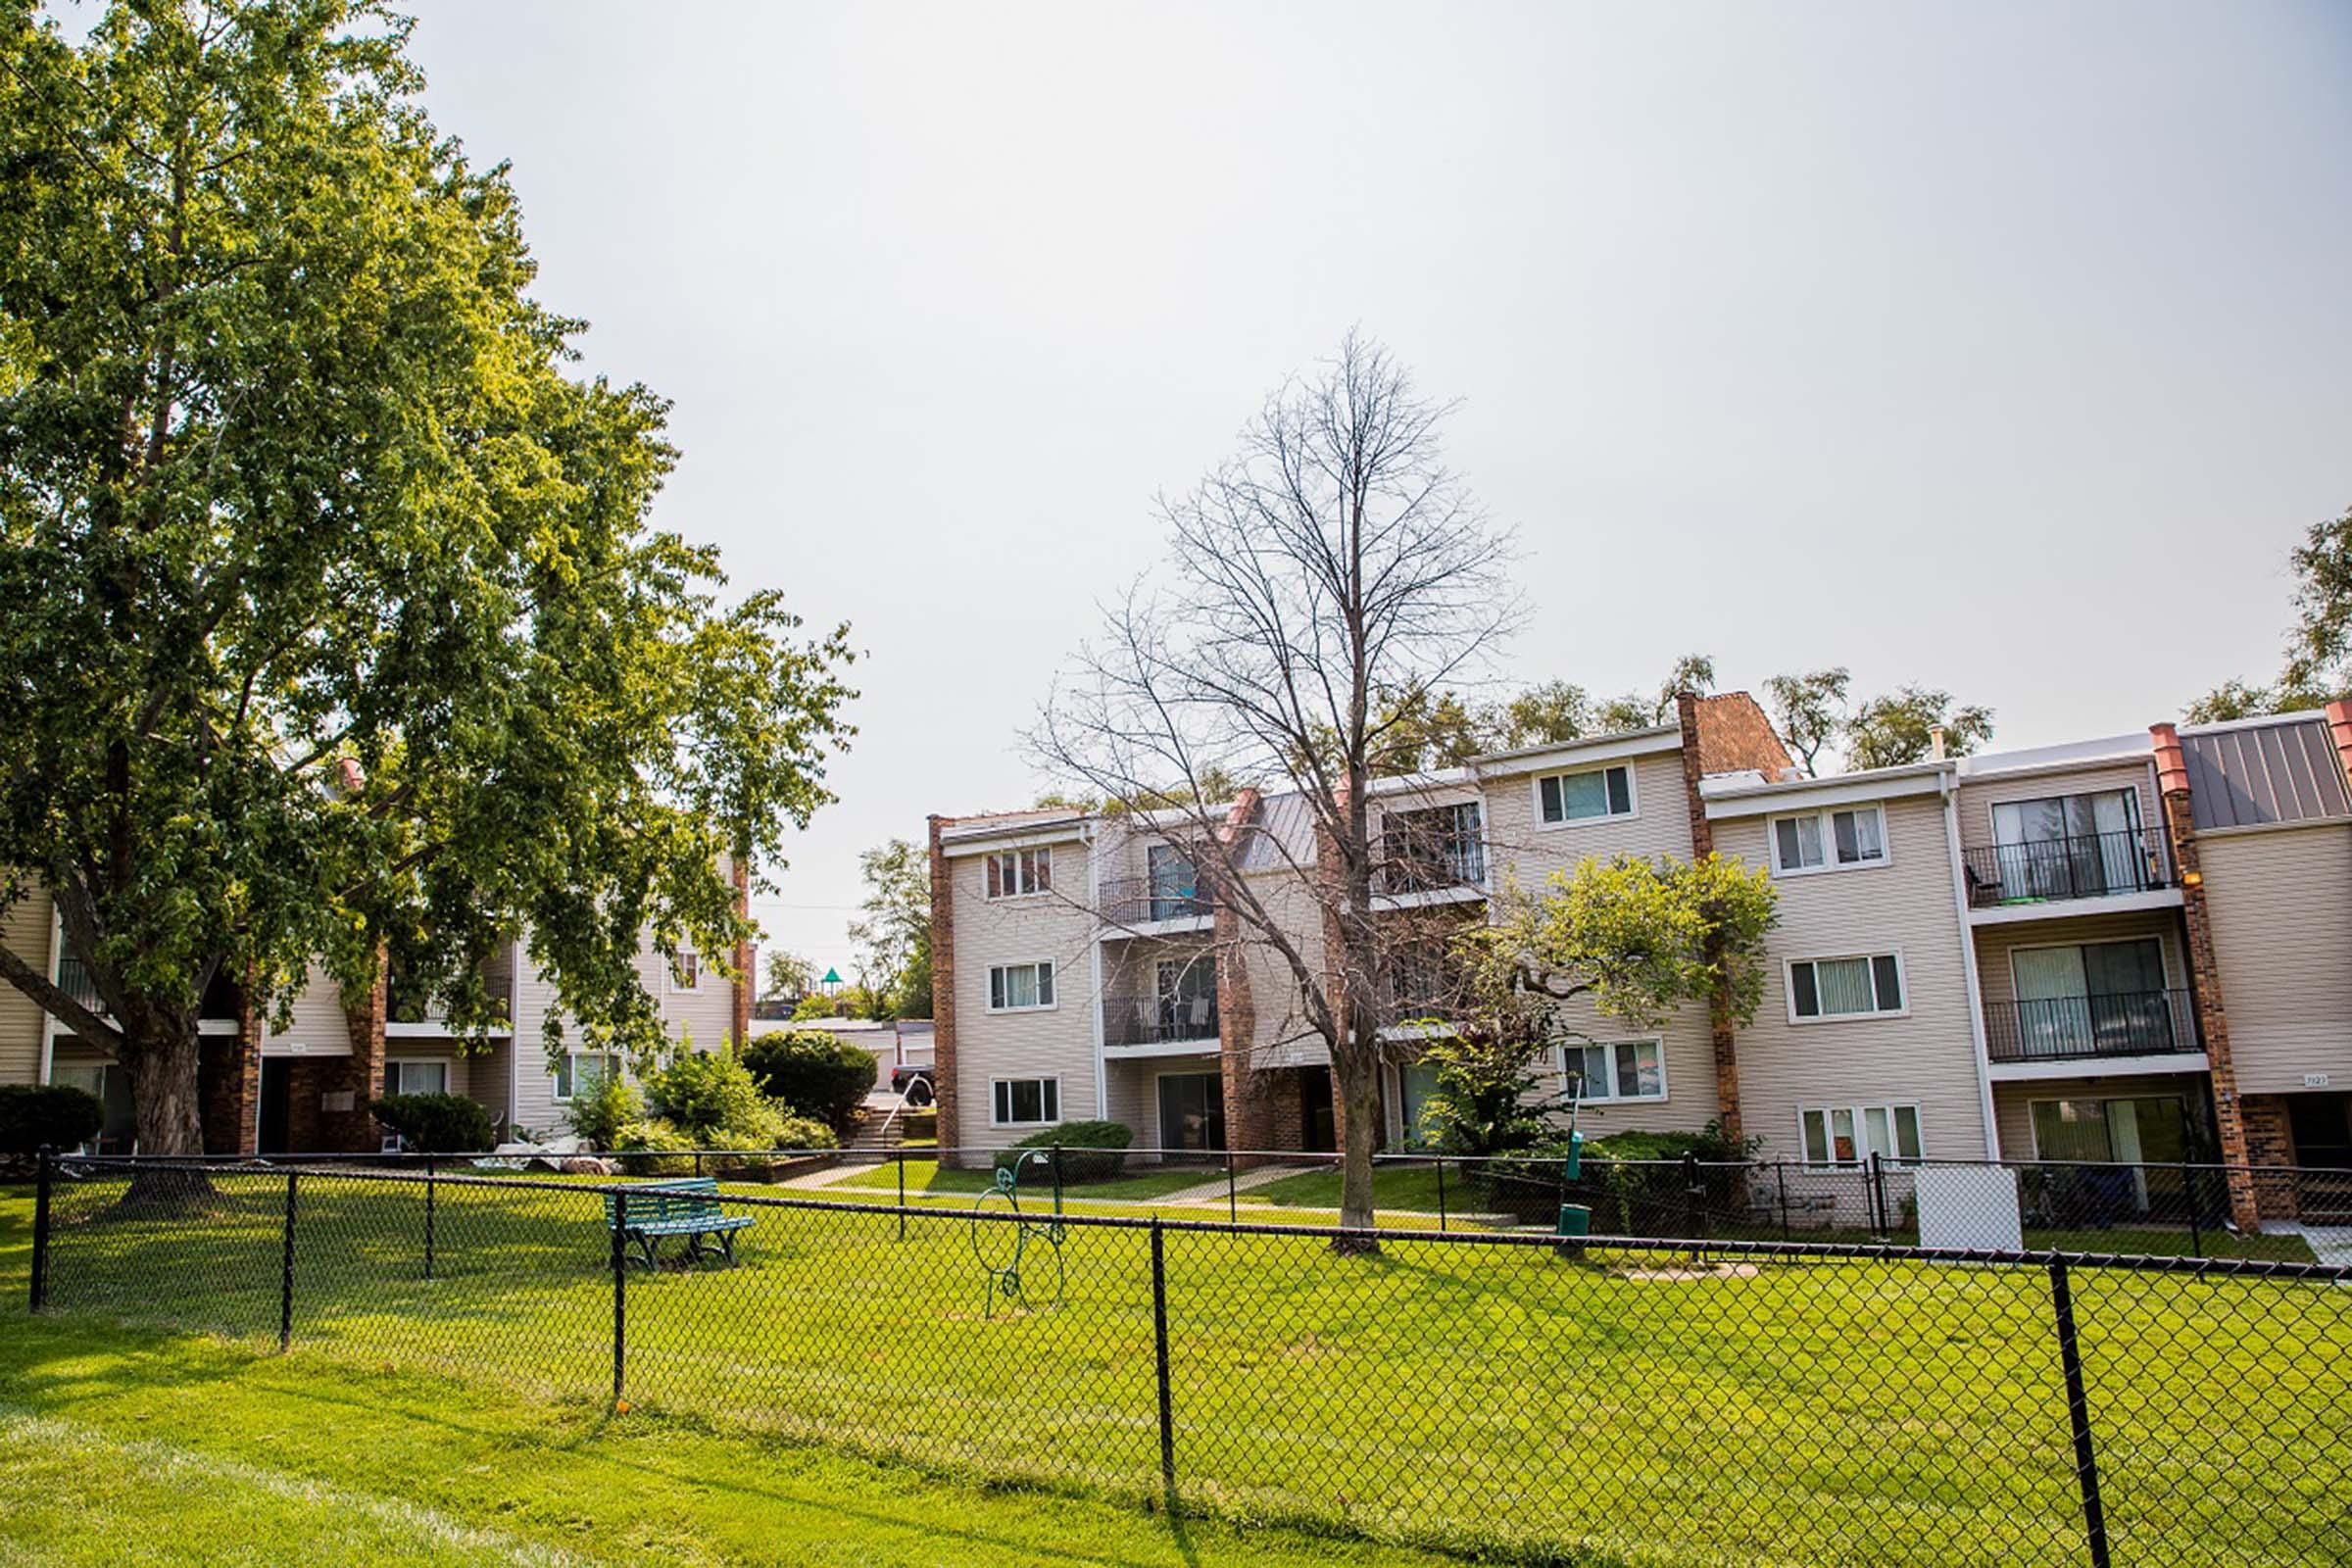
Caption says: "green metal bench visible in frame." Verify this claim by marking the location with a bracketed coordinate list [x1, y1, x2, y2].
[603, 1178, 754, 1269]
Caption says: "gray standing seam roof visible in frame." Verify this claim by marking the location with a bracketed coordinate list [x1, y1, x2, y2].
[2181, 717, 2351, 830]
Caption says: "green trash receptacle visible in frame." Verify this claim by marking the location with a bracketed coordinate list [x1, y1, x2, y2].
[1556, 1203, 1592, 1238]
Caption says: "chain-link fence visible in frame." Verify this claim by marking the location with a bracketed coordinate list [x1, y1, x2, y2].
[24, 1152, 2352, 1567]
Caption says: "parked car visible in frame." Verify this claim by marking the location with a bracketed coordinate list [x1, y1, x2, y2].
[890, 1065, 935, 1107]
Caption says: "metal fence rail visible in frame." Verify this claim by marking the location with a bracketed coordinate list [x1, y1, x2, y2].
[24, 1152, 2352, 1568]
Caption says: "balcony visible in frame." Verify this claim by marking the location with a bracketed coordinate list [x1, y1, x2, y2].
[1099, 874, 1216, 929]
[1962, 828, 2172, 911]
[55, 955, 242, 1024]
[1102, 991, 1220, 1050]
[1984, 988, 2201, 1065]
[1373, 835, 1487, 898]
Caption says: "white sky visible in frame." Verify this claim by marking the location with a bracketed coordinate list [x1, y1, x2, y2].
[384, 1, 2352, 979]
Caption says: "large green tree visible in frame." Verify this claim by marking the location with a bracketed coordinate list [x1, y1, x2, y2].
[0, 1, 855, 1156]
[2188, 504, 2352, 721]
[848, 839, 930, 1020]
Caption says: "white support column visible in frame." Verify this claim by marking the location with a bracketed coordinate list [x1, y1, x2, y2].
[1941, 772, 2002, 1158]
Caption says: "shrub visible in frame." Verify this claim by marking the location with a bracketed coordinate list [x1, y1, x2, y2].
[612, 1117, 697, 1177]
[742, 1030, 874, 1133]
[563, 1071, 642, 1149]
[0, 1083, 104, 1155]
[369, 1093, 496, 1152]
[640, 1051, 771, 1142]
[992, 1120, 1132, 1184]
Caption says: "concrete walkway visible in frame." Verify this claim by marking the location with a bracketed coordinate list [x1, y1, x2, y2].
[2272, 1223, 2352, 1268]
[1152, 1161, 1315, 1206]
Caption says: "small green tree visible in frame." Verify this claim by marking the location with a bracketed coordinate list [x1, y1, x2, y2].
[1843, 686, 1993, 769]
[1763, 667, 1851, 776]
[2189, 503, 2352, 719]
[849, 840, 931, 1018]
[1421, 855, 1778, 1155]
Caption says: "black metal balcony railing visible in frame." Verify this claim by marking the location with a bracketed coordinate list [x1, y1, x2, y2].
[1099, 875, 1216, 928]
[54, 955, 243, 1022]
[56, 956, 101, 1013]
[1984, 988, 2201, 1063]
[1372, 834, 1487, 897]
[1102, 991, 1220, 1049]
[1962, 828, 2171, 908]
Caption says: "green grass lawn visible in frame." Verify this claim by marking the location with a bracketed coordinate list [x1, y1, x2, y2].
[832, 1159, 1219, 1202]
[10, 1172, 2350, 1568]
[1248, 1162, 1454, 1214]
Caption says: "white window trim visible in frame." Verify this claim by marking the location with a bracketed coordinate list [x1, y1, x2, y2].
[1784, 950, 1910, 1024]
[1796, 1102, 1925, 1168]
[1768, 803, 1891, 878]
[383, 1056, 454, 1096]
[983, 846, 1054, 902]
[1562, 1036, 1670, 1104]
[1531, 762, 1639, 831]
[552, 1049, 619, 1103]
[988, 1074, 1065, 1129]
[986, 959, 1059, 1014]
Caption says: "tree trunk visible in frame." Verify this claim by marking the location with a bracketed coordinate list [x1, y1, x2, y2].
[118, 1014, 212, 1209]
[1333, 1055, 1383, 1251]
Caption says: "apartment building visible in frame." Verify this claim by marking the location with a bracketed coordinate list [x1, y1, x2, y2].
[928, 696, 2352, 1231]
[0, 872, 754, 1155]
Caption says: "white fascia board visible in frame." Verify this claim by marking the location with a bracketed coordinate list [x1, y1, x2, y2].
[1704, 768, 1947, 819]
[1986, 1052, 2210, 1083]
[939, 823, 1089, 857]
[1470, 727, 1683, 779]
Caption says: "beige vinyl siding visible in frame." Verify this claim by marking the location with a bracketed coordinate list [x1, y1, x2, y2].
[1102, 1056, 1155, 1143]
[2200, 821, 2352, 1096]
[1991, 1073, 2210, 1161]
[1972, 911, 2190, 1018]
[1232, 867, 1328, 1069]
[508, 962, 569, 1138]
[0, 885, 55, 1085]
[1712, 794, 1987, 1161]
[947, 837, 1100, 1152]
[1955, 761, 2165, 861]
[262, 962, 353, 1056]
[1481, 749, 1695, 890]
[1539, 995, 1718, 1138]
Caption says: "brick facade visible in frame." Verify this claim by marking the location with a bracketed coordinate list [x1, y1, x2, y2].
[2240, 1094, 2300, 1220]
[311, 955, 389, 1152]
[1676, 691, 1744, 1142]
[197, 1003, 260, 1157]
[926, 815, 960, 1167]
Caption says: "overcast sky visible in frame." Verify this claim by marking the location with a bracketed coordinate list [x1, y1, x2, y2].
[387, 0, 2352, 980]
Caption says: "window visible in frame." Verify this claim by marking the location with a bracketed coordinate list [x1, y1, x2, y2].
[1565, 1039, 1666, 1102]
[1799, 1102, 1922, 1167]
[554, 1051, 616, 1102]
[985, 847, 1053, 900]
[1788, 954, 1905, 1020]
[988, 960, 1056, 1011]
[1147, 843, 1203, 919]
[384, 1059, 450, 1097]
[1537, 764, 1634, 825]
[1771, 806, 1886, 874]
[992, 1077, 1061, 1126]
[670, 949, 701, 992]
[1986, 790, 2149, 901]
[1383, 802, 1486, 890]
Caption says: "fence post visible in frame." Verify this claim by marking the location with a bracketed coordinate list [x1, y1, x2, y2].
[611, 1191, 628, 1405]
[1225, 1150, 1236, 1225]
[29, 1146, 53, 1314]
[278, 1170, 298, 1353]
[1870, 1152, 1889, 1240]
[1681, 1152, 1702, 1242]
[2182, 1162, 2202, 1260]
[694, 1151, 703, 1179]
[1149, 1219, 1176, 1500]
[423, 1155, 437, 1282]
[1052, 1144, 1064, 1211]
[1776, 1160, 1790, 1243]
[1436, 1155, 1448, 1235]
[897, 1148, 907, 1242]
[2047, 1261, 2112, 1568]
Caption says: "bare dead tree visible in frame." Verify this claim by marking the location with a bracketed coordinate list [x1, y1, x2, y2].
[1033, 331, 1522, 1244]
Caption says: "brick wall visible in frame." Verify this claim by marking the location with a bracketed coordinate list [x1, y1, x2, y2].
[1677, 690, 1745, 1141]
[2241, 1094, 2299, 1219]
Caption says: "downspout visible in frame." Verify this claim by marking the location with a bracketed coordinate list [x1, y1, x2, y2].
[508, 939, 522, 1139]
[1940, 768, 2001, 1158]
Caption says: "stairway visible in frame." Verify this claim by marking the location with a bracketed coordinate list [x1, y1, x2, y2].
[846, 1106, 906, 1153]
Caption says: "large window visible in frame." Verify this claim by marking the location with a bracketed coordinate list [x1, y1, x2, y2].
[1155, 957, 1217, 1040]
[991, 1077, 1061, 1127]
[1157, 1072, 1225, 1152]
[1799, 1102, 1922, 1167]
[48, 1062, 134, 1152]
[1771, 805, 1886, 875]
[1788, 954, 1906, 1020]
[1146, 843, 1203, 920]
[985, 847, 1053, 900]
[554, 1051, 616, 1102]
[988, 960, 1056, 1011]
[1987, 789, 2149, 901]
[1383, 801, 1486, 890]
[1566, 1039, 1666, 1102]
[384, 1059, 450, 1097]
[2009, 938, 2178, 1057]
[1537, 764, 1634, 826]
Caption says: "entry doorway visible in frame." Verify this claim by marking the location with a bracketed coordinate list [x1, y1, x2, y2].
[1298, 1065, 1336, 1152]
[1156, 1072, 1225, 1153]
[257, 1058, 292, 1154]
